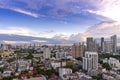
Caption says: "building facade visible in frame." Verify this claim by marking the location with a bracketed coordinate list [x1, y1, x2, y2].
[71, 43, 84, 58]
[104, 41, 112, 53]
[43, 48, 51, 59]
[101, 37, 104, 52]
[111, 35, 117, 54]
[83, 52, 98, 71]
[86, 37, 98, 52]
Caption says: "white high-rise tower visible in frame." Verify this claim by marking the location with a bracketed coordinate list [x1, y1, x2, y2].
[83, 52, 98, 71]
[111, 35, 117, 54]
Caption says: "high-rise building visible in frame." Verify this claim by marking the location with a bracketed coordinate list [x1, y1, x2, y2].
[101, 37, 104, 52]
[71, 43, 84, 58]
[83, 52, 98, 71]
[111, 35, 117, 54]
[86, 37, 98, 52]
[104, 41, 112, 53]
[43, 47, 51, 59]
[87, 37, 93, 51]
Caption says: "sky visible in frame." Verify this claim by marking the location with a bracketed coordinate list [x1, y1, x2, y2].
[0, 0, 120, 43]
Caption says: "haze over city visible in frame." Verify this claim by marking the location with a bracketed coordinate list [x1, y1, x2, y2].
[0, 0, 120, 44]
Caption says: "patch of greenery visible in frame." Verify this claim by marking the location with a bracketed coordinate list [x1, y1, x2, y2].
[0, 68, 4, 73]
[7, 58, 15, 63]
[102, 63, 111, 70]
[24, 53, 33, 59]
[99, 53, 120, 61]
[92, 76, 102, 80]
[14, 49, 37, 54]
[76, 57, 82, 61]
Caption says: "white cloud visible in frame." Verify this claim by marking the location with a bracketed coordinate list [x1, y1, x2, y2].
[3, 40, 30, 44]
[0, 27, 39, 37]
[0, 4, 39, 18]
[52, 33, 85, 42]
[0, 27, 59, 38]
[52, 21, 120, 42]
[69, 33, 85, 42]
[53, 34, 69, 40]
[12, 8, 39, 18]
[39, 31, 56, 38]
[0, 22, 120, 43]
[87, 0, 120, 22]
[67, 21, 120, 42]
[84, 21, 120, 38]
[1, 0, 119, 20]
[32, 40, 47, 43]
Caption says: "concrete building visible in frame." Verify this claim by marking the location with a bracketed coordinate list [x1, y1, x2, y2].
[104, 41, 112, 53]
[61, 72, 92, 80]
[81, 75, 92, 80]
[1, 44, 9, 52]
[43, 48, 51, 59]
[101, 37, 104, 52]
[51, 61, 66, 69]
[102, 74, 116, 80]
[59, 68, 72, 78]
[56, 51, 67, 59]
[111, 35, 117, 54]
[17, 60, 31, 72]
[103, 58, 120, 69]
[83, 52, 98, 71]
[71, 43, 84, 58]
[86, 37, 98, 52]
[2, 71, 12, 77]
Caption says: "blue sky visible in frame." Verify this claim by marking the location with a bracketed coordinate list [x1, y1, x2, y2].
[0, 0, 120, 42]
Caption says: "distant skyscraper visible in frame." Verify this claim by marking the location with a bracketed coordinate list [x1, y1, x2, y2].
[71, 43, 84, 58]
[111, 35, 117, 54]
[104, 41, 112, 53]
[101, 37, 104, 52]
[86, 37, 97, 52]
[83, 52, 98, 71]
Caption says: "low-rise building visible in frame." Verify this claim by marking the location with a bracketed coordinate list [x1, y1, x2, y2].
[103, 57, 120, 69]
[59, 68, 72, 79]
[2, 70, 12, 77]
[51, 61, 66, 69]
[17, 59, 31, 72]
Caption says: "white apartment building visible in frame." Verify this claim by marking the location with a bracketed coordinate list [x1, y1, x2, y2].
[51, 61, 66, 69]
[43, 48, 51, 59]
[103, 57, 120, 69]
[59, 68, 72, 78]
[83, 52, 98, 71]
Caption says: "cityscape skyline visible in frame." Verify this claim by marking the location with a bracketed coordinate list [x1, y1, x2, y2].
[1, 1, 120, 80]
[0, 0, 120, 43]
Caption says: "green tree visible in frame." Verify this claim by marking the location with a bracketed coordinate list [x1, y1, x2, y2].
[76, 57, 82, 61]
[102, 63, 111, 70]
[40, 51, 43, 54]
[99, 60, 103, 64]
[92, 76, 102, 80]
[7, 58, 14, 63]
[3, 76, 12, 80]
[25, 53, 33, 59]
[0, 68, 4, 73]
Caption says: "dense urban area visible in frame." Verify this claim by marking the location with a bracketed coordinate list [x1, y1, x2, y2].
[0, 35, 120, 80]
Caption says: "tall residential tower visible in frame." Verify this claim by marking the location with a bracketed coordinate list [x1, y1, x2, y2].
[101, 37, 104, 52]
[86, 37, 98, 52]
[71, 43, 84, 58]
[83, 52, 98, 71]
[111, 35, 117, 54]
